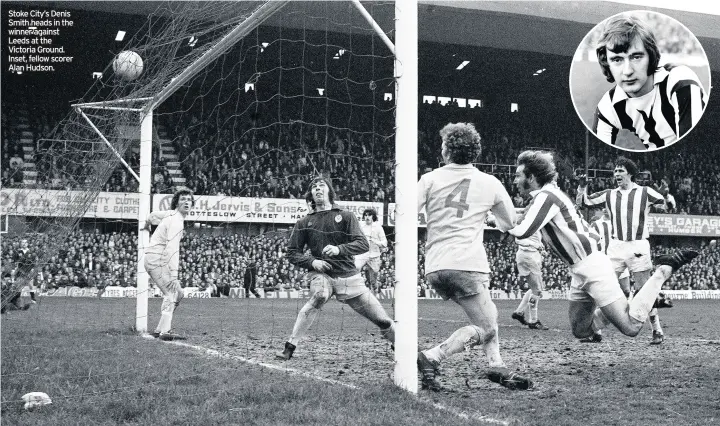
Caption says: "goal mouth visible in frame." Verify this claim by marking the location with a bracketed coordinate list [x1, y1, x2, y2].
[1, 0, 420, 405]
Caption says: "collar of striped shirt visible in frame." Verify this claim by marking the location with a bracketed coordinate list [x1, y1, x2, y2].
[616, 182, 640, 192]
[529, 181, 559, 197]
[609, 67, 669, 104]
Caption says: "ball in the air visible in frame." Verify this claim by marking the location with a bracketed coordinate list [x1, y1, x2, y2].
[113, 51, 144, 80]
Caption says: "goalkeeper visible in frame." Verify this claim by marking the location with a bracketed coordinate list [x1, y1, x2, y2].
[144, 188, 194, 340]
[275, 176, 395, 360]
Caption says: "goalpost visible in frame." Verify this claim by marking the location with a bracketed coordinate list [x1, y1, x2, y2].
[57, 1, 418, 393]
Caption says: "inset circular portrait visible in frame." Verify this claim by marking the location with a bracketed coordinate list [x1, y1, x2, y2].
[570, 10, 711, 151]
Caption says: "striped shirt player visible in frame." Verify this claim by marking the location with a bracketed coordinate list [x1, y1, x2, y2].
[418, 163, 516, 275]
[591, 212, 631, 293]
[509, 182, 600, 266]
[580, 184, 665, 242]
[590, 215, 612, 254]
[508, 181, 629, 311]
[510, 150, 698, 344]
[594, 65, 707, 150]
[579, 183, 666, 275]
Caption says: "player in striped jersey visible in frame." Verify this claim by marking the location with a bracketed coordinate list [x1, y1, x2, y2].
[582, 206, 630, 343]
[510, 230, 549, 331]
[508, 150, 698, 343]
[417, 123, 532, 391]
[593, 15, 707, 150]
[578, 157, 673, 344]
[590, 206, 631, 297]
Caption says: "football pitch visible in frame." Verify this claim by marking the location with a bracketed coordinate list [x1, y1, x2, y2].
[3, 297, 719, 425]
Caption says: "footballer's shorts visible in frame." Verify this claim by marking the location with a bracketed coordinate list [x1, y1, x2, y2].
[425, 270, 489, 302]
[516, 248, 542, 277]
[144, 255, 182, 296]
[568, 251, 626, 308]
[607, 239, 653, 274]
[307, 271, 369, 303]
[354, 253, 382, 272]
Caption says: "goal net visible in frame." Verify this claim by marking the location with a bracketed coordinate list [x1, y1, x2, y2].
[1, 0, 409, 410]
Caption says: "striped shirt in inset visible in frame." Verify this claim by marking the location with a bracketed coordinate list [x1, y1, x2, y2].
[509, 183, 600, 266]
[593, 64, 707, 150]
[580, 183, 664, 241]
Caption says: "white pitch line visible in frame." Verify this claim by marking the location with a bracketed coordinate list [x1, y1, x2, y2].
[145, 334, 512, 425]
[419, 317, 565, 333]
[421, 400, 510, 426]
[142, 334, 358, 389]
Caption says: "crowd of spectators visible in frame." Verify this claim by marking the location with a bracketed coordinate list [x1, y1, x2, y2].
[2, 229, 718, 298]
[3, 71, 720, 215]
[418, 99, 720, 215]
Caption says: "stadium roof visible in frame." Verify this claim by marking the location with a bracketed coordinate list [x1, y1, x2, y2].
[4, 1, 718, 101]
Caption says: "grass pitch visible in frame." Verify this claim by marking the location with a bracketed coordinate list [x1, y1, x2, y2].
[2, 296, 719, 425]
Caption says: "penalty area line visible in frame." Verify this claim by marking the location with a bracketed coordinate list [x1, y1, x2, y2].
[144, 335, 512, 425]
[420, 399, 510, 426]
[142, 334, 358, 389]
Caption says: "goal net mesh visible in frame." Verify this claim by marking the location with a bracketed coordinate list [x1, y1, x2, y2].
[1, 0, 398, 402]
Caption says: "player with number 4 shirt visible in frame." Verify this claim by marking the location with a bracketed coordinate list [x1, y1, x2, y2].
[417, 123, 532, 391]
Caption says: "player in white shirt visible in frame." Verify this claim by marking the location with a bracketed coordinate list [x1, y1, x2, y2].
[417, 123, 532, 391]
[144, 188, 194, 341]
[354, 208, 387, 293]
[510, 230, 549, 330]
[508, 151, 697, 344]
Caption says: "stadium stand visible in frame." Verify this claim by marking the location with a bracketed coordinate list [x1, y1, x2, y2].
[3, 231, 717, 293]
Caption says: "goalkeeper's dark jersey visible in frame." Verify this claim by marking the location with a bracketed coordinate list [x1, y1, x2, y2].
[287, 205, 369, 278]
[593, 64, 706, 150]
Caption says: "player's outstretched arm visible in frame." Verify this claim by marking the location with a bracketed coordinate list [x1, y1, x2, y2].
[509, 193, 559, 240]
[576, 184, 608, 208]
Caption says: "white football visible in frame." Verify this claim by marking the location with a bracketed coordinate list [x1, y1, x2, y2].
[113, 51, 144, 80]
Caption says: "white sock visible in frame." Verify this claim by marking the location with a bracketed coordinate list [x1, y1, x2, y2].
[649, 309, 663, 334]
[425, 325, 482, 364]
[592, 308, 608, 334]
[528, 295, 539, 323]
[288, 302, 319, 346]
[515, 290, 532, 314]
[155, 295, 175, 333]
[156, 312, 173, 333]
[629, 266, 672, 323]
